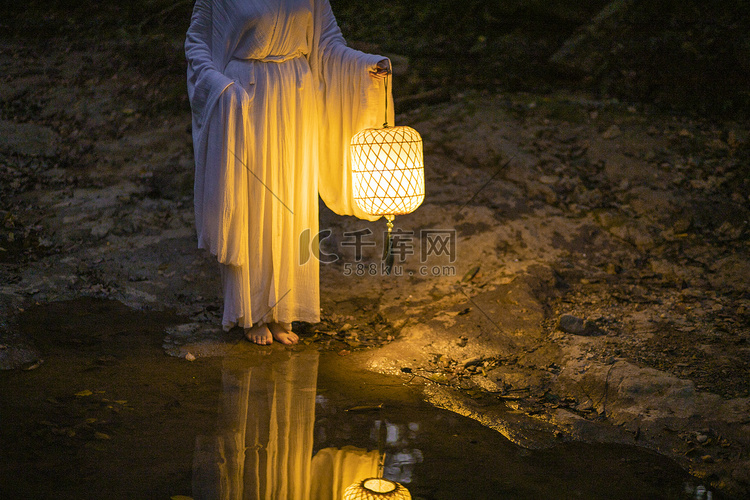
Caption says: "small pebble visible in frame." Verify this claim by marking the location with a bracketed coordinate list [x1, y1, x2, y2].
[601, 124, 621, 139]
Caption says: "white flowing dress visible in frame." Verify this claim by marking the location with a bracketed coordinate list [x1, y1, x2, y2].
[186, 0, 392, 329]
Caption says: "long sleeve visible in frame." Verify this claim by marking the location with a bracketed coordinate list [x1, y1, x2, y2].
[186, 0, 249, 266]
[309, 0, 394, 221]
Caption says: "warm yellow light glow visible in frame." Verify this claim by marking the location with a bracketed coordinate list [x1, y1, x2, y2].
[350, 126, 425, 217]
[343, 477, 412, 500]
[363, 478, 396, 493]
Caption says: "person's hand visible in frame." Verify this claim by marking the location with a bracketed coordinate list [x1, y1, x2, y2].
[369, 58, 390, 79]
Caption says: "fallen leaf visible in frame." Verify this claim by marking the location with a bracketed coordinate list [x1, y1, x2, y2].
[462, 265, 480, 282]
[21, 359, 44, 371]
[75, 390, 93, 397]
[346, 404, 384, 412]
[428, 373, 450, 384]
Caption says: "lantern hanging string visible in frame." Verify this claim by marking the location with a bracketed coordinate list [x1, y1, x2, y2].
[383, 59, 392, 128]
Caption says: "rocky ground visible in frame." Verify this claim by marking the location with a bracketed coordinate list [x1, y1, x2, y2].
[1, 4, 749, 498]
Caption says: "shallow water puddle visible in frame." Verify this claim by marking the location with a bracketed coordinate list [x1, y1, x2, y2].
[0, 299, 713, 499]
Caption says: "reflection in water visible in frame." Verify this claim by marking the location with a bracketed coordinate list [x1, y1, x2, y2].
[371, 421, 423, 485]
[310, 446, 380, 499]
[192, 350, 379, 500]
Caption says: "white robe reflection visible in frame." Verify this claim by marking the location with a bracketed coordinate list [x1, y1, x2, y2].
[310, 446, 379, 500]
[193, 351, 378, 500]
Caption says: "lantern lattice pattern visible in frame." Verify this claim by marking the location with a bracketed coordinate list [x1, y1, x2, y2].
[350, 126, 424, 217]
[343, 478, 411, 500]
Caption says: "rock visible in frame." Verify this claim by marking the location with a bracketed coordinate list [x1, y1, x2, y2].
[601, 124, 622, 139]
[673, 216, 692, 233]
[463, 356, 484, 368]
[558, 314, 585, 334]
[471, 374, 502, 392]
[91, 220, 114, 239]
[558, 314, 603, 336]
[576, 400, 594, 412]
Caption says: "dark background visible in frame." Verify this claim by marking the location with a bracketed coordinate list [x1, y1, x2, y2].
[5, 0, 750, 118]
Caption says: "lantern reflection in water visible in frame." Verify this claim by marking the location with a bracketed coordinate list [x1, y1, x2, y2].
[343, 477, 412, 500]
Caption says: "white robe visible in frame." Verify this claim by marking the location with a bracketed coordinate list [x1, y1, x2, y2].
[186, 0, 393, 328]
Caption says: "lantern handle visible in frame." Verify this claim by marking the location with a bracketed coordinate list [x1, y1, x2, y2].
[383, 59, 392, 129]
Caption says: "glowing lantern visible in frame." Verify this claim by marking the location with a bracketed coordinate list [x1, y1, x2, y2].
[350, 66, 424, 272]
[342, 477, 411, 500]
[350, 124, 424, 218]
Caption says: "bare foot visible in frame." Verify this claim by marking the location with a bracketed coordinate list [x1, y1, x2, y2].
[268, 322, 298, 345]
[245, 323, 272, 345]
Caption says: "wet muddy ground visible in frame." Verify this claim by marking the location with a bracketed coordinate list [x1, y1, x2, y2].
[0, 298, 709, 499]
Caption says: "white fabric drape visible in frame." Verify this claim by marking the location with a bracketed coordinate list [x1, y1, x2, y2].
[310, 446, 380, 500]
[186, 0, 393, 328]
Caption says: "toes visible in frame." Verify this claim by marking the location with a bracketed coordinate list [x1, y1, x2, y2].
[246, 331, 272, 345]
[277, 333, 296, 345]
